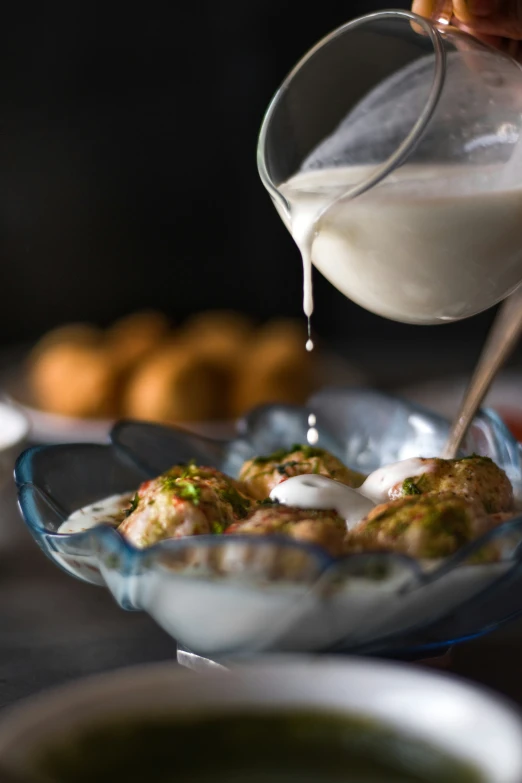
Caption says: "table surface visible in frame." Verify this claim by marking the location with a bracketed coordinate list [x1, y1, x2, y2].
[3, 472, 522, 713]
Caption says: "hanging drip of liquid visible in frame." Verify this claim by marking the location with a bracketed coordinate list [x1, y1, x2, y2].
[307, 413, 319, 445]
[288, 206, 318, 352]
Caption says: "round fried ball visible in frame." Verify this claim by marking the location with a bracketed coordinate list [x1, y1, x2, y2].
[394, 456, 513, 514]
[181, 311, 252, 368]
[123, 345, 228, 423]
[29, 323, 102, 358]
[29, 342, 116, 418]
[119, 464, 251, 548]
[106, 310, 171, 373]
[239, 445, 365, 501]
[180, 311, 254, 418]
[183, 310, 253, 344]
[227, 503, 346, 557]
[347, 492, 491, 560]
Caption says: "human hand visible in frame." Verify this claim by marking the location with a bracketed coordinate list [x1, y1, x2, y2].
[412, 0, 522, 53]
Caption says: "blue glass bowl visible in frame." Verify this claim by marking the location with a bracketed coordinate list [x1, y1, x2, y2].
[14, 388, 522, 659]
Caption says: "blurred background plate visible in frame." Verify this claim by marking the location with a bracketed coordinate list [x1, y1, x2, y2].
[0, 341, 366, 444]
[1, 365, 235, 444]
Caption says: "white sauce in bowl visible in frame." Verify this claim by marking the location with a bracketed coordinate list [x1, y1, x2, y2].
[58, 493, 132, 535]
[269, 458, 431, 530]
[358, 458, 428, 504]
[270, 474, 374, 530]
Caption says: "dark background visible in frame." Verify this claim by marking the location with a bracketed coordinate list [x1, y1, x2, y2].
[1, 2, 522, 711]
[0, 0, 498, 364]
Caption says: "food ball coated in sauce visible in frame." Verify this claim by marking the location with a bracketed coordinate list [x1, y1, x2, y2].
[347, 492, 492, 560]
[119, 464, 252, 548]
[239, 445, 365, 501]
[227, 502, 346, 557]
[394, 456, 513, 514]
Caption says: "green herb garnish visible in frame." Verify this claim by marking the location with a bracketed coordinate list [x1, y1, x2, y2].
[252, 447, 294, 466]
[276, 460, 300, 475]
[161, 474, 202, 505]
[180, 460, 197, 478]
[161, 461, 199, 487]
[252, 444, 325, 467]
[402, 478, 422, 496]
[161, 475, 178, 491]
[125, 493, 139, 517]
[456, 454, 493, 464]
[175, 480, 202, 505]
[297, 444, 325, 459]
[218, 486, 251, 518]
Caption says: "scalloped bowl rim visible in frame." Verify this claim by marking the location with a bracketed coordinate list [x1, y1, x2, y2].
[14, 393, 522, 590]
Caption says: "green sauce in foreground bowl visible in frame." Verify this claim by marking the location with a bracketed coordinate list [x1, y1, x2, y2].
[35, 711, 483, 783]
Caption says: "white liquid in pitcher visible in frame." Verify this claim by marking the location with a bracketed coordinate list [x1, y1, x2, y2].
[279, 164, 522, 324]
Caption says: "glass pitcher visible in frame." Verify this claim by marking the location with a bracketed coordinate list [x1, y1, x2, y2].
[257, 10, 522, 325]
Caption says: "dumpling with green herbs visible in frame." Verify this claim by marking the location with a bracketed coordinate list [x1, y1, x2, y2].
[347, 492, 492, 560]
[393, 456, 513, 514]
[118, 464, 252, 548]
[226, 501, 347, 557]
[239, 445, 365, 501]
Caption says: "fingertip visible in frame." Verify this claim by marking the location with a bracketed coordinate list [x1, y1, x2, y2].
[411, 0, 436, 17]
[452, 0, 473, 23]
